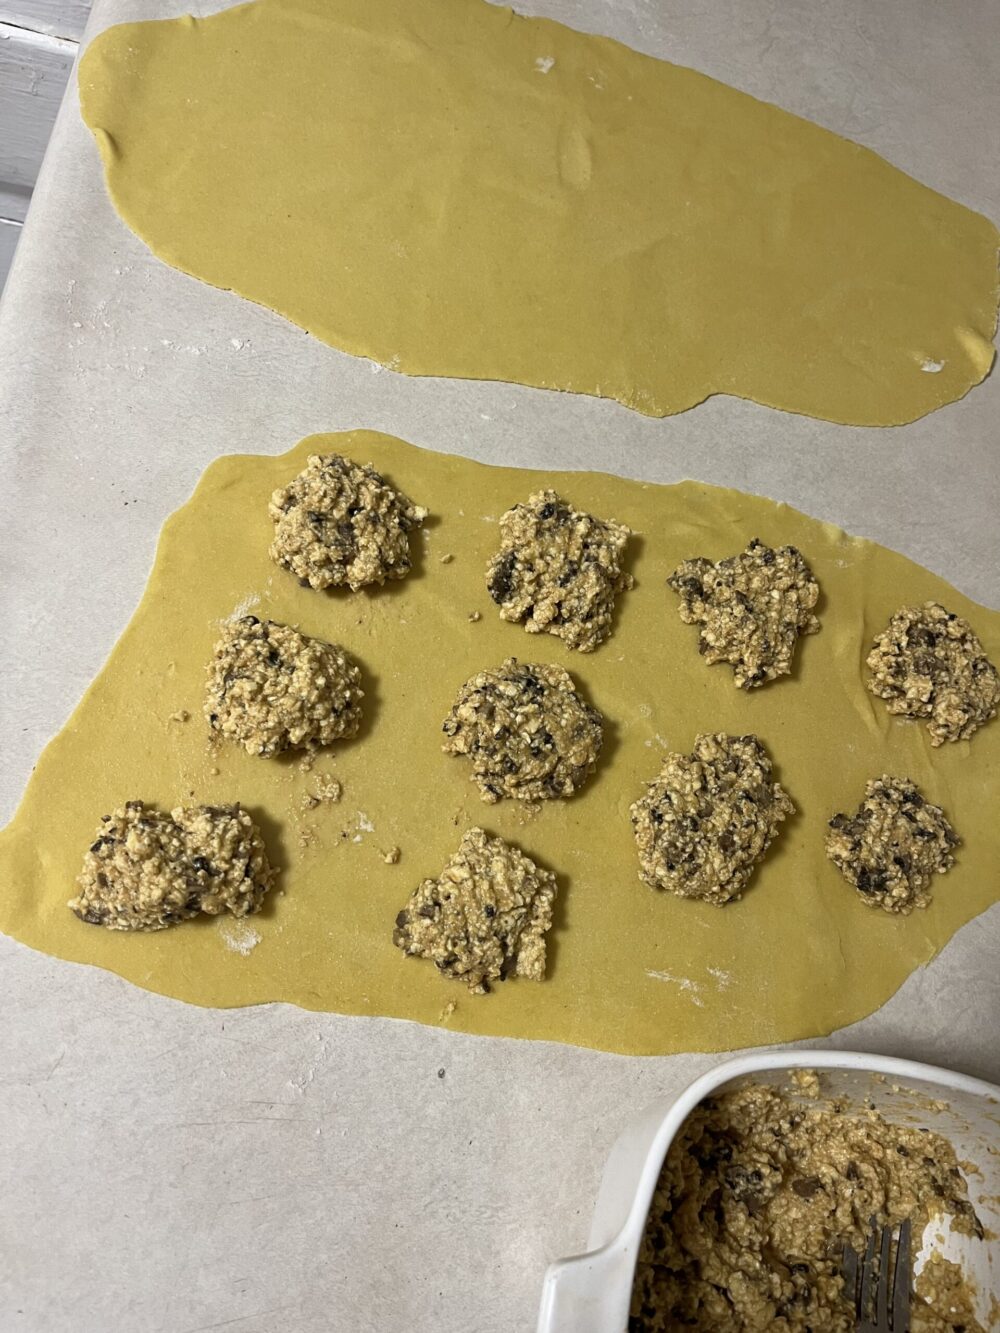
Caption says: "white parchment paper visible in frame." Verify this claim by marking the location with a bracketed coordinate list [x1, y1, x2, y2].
[1, 2, 998, 1328]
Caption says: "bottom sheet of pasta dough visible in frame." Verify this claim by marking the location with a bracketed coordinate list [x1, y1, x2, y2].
[1, 429, 997, 1055]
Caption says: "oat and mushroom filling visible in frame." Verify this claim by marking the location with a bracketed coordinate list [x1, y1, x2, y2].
[485, 489, 634, 652]
[668, 538, 821, 688]
[205, 616, 363, 757]
[442, 658, 603, 802]
[392, 827, 556, 993]
[630, 1080, 984, 1333]
[268, 452, 427, 590]
[866, 601, 1000, 745]
[69, 800, 275, 931]
[912, 1254, 989, 1333]
[826, 776, 959, 914]
[630, 733, 793, 905]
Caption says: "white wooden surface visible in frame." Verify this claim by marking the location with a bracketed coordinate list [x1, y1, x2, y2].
[0, 0, 88, 293]
[2, 0, 89, 38]
[0, 215, 18, 280]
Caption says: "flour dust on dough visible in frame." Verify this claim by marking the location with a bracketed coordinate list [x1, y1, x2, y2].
[1, 432, 999, 1055]
[79, 0, 998, 426]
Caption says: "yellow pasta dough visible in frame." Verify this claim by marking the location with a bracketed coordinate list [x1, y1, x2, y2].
[78, 0, 998, 426]
[1, 431, 998, 1054]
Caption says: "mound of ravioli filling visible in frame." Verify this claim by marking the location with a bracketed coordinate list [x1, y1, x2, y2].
[392, 827, 556, 993]
[826, 776, 959, 914]
[866, 601, 1000, 745]
[268, 452, 427, 590]
[70, 801, 275, 930]
[630, 1078, 984, 1333]
[205, 616, 363, 757]
[630, 733, 793, 905]
[442, 658, 603, 802]
[668, 538, 820, 688]
[486, 489, 633, 652]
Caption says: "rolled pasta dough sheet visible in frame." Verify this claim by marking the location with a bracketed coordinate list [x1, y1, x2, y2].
[1, 431, 998, 1055]
[78, 0, 999, 426]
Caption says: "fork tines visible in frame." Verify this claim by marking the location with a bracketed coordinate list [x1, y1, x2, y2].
[841, 1217, 911, 1332]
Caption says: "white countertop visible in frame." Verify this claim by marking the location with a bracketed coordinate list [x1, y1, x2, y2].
[1, 2, 998, 1329]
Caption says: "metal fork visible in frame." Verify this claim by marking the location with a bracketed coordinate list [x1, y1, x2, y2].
[842, 1217, 912, 1332]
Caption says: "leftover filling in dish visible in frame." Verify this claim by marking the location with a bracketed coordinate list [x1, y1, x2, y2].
[631, 1079, 984, 1332]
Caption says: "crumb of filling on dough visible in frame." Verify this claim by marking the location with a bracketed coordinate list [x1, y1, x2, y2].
[69, 800, 276, 931]
[667, 537, 821, 688]
[485, 489, 634, 653]
[205, 616, 363, 758]
[826, 775, 959, 914]
[268, 452, 427, 591]
[866, 601, 1000, 746]
[630, 733, 794, 905]
[392, 827, 557, 993]
[442, 657, 603, 802]
[630, 1079, 984, 1333]
[301, 773, 343, 811]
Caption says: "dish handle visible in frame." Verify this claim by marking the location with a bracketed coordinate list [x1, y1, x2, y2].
[536, 1244, 631, 1333]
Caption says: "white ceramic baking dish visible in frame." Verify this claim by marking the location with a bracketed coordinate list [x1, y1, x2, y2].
[537, 1050, 1000, 1332]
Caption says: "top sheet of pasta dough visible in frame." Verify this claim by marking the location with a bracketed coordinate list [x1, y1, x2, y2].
[79, 0, 999, 425]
